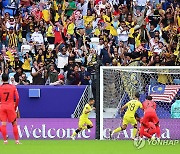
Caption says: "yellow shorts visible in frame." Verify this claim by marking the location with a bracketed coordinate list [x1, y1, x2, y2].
[122, 116, 137, 126]
[78, 118, 93, 129]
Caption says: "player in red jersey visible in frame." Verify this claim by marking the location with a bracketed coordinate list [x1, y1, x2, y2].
[135, 113, 157, 139]
[140, 96, 160, 139]
[0, 74, 20, 144]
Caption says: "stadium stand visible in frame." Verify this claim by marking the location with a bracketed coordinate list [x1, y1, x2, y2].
[0, 0, 179, 86]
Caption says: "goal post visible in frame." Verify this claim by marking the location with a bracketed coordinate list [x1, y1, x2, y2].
[100, 66, 180, 140]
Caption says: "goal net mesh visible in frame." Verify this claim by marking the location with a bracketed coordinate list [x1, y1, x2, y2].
[101, 67, 180, 140]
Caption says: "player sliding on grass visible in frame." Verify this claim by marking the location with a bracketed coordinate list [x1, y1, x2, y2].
[71, 98, 95, 140]
[110, 92, 142, 140]
[0, 74, 21, 144]
[140, 96, 160, 140]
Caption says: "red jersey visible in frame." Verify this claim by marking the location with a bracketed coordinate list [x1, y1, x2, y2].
[0, 83, 19, 109]
[143, 100, 156, 113]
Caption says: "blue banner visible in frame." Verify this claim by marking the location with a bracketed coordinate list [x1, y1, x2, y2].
[17, 86, 86, 118]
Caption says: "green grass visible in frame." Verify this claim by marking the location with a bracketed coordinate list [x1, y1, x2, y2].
[0, 140, 179, 154]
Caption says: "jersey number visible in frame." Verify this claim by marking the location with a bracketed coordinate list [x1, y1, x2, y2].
[129, 103, 135, 111]
[3, 92, 9, 101]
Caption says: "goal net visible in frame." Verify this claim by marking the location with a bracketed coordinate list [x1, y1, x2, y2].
[100, 66, 180, 140]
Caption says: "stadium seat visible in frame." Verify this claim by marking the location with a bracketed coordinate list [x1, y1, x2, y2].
[26, 72, 32, 83]
[2, 0, 10, 7]
[9, 72, 15, 78]
[48, 44, 55, 50]
[173, 79, 180, 85]
[21, 45, 31, 54]
[4, 8, 15, 16]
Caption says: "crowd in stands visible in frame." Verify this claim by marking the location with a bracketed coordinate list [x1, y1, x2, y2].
[0, 0, 179, 85]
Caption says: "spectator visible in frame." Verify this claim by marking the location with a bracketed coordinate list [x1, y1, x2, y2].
[8, 27, 17, 48]
[57, 45, 69, 73]
[14, 67, 23, 83]
[0, 53, 5, 73]
[134, 0, 147, 11]
[49, 74, 65, 86]
[47, 64, 58, 84]
[46, 24, 55, 44]
[26, 16, 35, 42]
[80, 65, 91, 85]
[19, 73, 30, 85]
[31, 61, 47, 85]
[66, 0, 77, 18]
[66, 65, 81, 85]
[22, 52, 32, 72]
[13, 56, 23, 71]
[31, 26, 44, 44]
[35, 48, 45, 63]
[0, 0, 178, 85]
[9, 76, 18, 85]
[72, 65, 81, 85]
[100, 41, 112, 65]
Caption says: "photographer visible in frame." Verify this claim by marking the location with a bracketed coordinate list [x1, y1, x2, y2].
[19, 73, 30, 85]
[31, 61, 47, 85]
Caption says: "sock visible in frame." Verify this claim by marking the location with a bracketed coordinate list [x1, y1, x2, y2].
[72, 131, 77, 137]
[72, 129, 81, 137]
[87, 125, 93, 129]
[13, 125, 19, 140]
[132, 128, 137, 138]
[113, 127, 122, 134]
[1, 125, 7, 141]
[156, 125, 160, 138]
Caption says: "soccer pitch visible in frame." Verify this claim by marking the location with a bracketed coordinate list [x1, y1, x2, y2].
[0, 140, 179, 154]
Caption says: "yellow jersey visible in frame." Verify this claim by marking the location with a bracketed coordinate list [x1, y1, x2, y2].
[22, 58, 31, 71]
[124, 100, 142, 118]
[177, 16, 180, 27]
[80, 103, 92, 119]
[47, 26, 54, 37]
[67, 23, 75, 35]
[42, 9, 50, 22]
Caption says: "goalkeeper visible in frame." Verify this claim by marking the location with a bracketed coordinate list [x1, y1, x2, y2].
[110, 92, 143, 139]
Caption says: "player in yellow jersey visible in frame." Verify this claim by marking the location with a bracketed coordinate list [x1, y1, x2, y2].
[71, 98, 95, 140]
[110, 92, 142, 140]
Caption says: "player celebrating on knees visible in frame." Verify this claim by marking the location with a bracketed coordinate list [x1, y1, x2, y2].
[71, 98, 95, 140]
[110, 92, 142, 140]
[0, 74, 21, 144]
[140, 96, 160, 140]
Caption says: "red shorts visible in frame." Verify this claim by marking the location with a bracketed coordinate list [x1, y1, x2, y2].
[0, 107, 17, 122]
[142, 112, 159, 127]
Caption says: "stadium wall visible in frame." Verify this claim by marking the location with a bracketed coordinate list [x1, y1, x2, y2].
[6, 119, 96, 140]
[5, 118, 180, 140]
[17, 86, 86, 118]
[104, 119, 180, 140]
